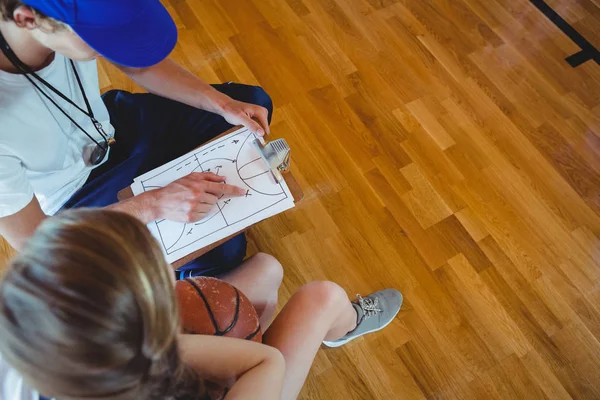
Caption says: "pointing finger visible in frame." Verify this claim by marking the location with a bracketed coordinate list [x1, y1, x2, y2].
[189, 172, 226, 182]
[204, 181, 246, 197]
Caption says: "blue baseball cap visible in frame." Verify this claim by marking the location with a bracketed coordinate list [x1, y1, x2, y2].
[22, 0, 177, 68]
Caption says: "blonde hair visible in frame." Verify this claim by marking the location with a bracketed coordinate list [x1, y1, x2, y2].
[0, 209, 206, 399]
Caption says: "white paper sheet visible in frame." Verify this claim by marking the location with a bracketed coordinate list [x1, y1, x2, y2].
[131, 127, 295, 263]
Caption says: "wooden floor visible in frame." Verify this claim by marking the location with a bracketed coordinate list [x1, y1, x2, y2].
[4, 0, 600, 398]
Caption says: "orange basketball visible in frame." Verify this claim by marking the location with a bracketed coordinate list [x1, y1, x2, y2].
[175, 276, 262, 342]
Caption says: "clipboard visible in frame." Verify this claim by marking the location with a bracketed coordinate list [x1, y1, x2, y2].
[117, 126, 303, 269]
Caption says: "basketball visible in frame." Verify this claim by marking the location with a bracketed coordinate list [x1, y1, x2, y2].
[175, 276, 262, 342]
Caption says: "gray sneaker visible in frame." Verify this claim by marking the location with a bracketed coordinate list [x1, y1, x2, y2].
[323, 289, 403, 348]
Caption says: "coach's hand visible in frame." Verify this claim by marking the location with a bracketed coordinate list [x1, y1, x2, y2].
[220, 99, 270, 136]
[152, 172, 246, 223]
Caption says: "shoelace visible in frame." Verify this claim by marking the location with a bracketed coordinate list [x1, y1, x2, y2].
[356, 294, 382, 318]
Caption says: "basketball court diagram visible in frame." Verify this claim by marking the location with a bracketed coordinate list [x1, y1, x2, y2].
[131, 128, 294, 262]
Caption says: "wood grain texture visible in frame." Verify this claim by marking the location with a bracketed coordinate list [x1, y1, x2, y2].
[2, 0, 600, 398]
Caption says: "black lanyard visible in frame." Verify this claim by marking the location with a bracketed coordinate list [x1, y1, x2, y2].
[0, 29, 114, 165]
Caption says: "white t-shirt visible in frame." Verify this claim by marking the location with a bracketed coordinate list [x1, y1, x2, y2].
[0, 354, 39, 400]
[0, 54, 113, 217]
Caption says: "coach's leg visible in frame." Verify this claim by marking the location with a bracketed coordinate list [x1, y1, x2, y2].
[65, 85, 273, 209]
[137, 83, 274, 171]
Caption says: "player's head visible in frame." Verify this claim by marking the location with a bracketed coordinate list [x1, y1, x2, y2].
[0, 209, 204, 399]
[0, 0, 177, 67]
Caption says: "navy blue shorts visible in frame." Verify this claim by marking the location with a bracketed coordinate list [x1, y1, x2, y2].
[61, 83, 273, 278]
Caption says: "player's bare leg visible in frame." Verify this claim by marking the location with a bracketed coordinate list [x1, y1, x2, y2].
[263, 282, 402, 400]
[218, 253, 283, 330]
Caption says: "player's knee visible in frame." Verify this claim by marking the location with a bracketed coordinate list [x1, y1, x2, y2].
[252, 253, 284, 290]
[299, 281, 348, 310]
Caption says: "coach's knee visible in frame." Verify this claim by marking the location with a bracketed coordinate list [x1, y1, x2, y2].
[297, 281, 348, 311]
[249, 86, 272, 109]
[247, 86, 273, 120]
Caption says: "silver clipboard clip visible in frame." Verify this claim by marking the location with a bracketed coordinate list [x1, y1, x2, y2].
[252, 138, 291, 183]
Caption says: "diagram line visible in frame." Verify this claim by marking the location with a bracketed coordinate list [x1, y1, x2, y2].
[143, 127, 293, 256]
[166, 223, 187, 252]
[200, 158, 236, 164]
[168, 197, 291, 254]
[242, 170, 270, 180]
[241, 186, 284, 197]
[140, 129, 250, 184]
[194, 211, 221, 226]
[215, 200, 229, 226]
[235, 132, 255, 166]
[155, 220, 168, 252]
[194, 203, 229, 226]
[237, 157, 261, 172]
[233, 131, 285, 196]
[140, 154, 197, 183]
[192, 128, 249, 157]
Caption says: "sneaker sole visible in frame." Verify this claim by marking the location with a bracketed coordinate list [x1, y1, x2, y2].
[322, 306, 400, 348]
